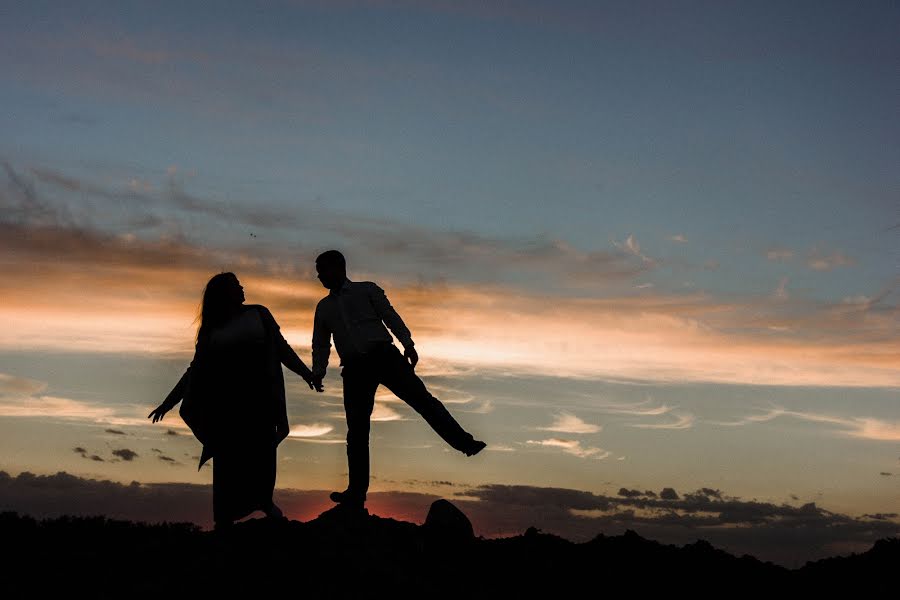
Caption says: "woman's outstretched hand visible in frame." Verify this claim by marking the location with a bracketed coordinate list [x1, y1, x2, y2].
[148, 404, 169, 423]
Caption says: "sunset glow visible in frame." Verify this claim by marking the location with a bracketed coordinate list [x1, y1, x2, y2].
[1, 1, 897, 568]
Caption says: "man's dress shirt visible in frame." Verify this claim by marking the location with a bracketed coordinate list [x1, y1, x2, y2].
[311, 277, 414, 379]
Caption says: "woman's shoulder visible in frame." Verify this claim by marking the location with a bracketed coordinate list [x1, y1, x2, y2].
[244, 303, 271, 316]
[244, 304, 278, 327]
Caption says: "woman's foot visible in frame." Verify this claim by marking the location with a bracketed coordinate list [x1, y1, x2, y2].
[264, 501, 285, 520]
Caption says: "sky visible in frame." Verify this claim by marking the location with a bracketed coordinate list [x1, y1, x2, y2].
[0, 0, 898, 567]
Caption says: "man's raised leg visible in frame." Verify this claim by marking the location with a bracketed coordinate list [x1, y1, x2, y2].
[379, 345, 485, 455]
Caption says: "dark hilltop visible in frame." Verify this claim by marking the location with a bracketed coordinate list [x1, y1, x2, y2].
[0, 499, 896, 598]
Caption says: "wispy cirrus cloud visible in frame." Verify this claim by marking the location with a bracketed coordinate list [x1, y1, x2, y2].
[611, 234, 656, 265]
[592, 398, 675, 417]
[526, 438, 610, 459]
[537, 412, 601, 434]
[627, 412, 695, 430]
[707, 404, 900, 442]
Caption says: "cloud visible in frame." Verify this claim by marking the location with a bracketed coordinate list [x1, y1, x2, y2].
[693, 488, 723, 500]
[659, 487, 680, 500]
[774, 407, 900, 442]
[526, 438, 610, 459]
[627, 412, 695, 430]
[711, 405, 900, 442]
[594, 398, 675, 417]
[0, 391, 117, 421]
[2, 162, 898, 390]
[838, 277, 900, 313]
[0, 373, 48, 396]
[766, 249, 794, 262]
[111, 449, 138, 462]
[72, 447, 104, 462]
[72, 448, 105, 462]
[371, 403, 405, 422]
[1, 470, 897, 568]
[612, 234, 656, 266]
[618, 488, 658, 499]
[0, 372, 180, 429]
[774, 276, 789, 300]
[166, 430, 179, 436]
[807, 247, 855, 271]
[288, 423, 334, 438]
[458, 483, 900, 567]
[706, 405, 785, 427]
[537, 412, 601, 434]
[668, 234, 688, 243]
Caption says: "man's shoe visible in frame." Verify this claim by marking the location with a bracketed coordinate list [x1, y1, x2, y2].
[330, 489, 366, 507]
[463, 440, 487, 457]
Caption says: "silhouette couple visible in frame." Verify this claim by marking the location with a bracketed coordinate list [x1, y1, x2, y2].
[149, 250, 486, 529]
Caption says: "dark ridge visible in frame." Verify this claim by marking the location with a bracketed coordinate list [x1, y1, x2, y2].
[0, 502, 895, 598]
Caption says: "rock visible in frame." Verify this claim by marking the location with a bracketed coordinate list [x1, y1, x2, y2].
[423, 499, 474, 545]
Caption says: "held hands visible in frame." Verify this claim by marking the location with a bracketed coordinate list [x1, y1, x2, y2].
[148, 404, 169, 423]
[300, 368, 325, 393]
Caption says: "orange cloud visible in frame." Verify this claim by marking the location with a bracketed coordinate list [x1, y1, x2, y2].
[1, 202, 897, 388]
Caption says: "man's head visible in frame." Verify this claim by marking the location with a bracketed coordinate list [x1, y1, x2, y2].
[315, 250, 347, 290]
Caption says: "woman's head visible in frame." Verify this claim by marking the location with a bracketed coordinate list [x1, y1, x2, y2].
[196, 272, 244, 341]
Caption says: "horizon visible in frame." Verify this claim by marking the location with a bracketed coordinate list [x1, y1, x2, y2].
[1, 0, 897, 570]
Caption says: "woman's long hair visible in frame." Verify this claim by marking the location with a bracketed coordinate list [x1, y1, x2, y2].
[195, 272, 241, 343]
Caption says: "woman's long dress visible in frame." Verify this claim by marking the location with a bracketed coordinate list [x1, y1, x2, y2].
[206, 307, 278, 524]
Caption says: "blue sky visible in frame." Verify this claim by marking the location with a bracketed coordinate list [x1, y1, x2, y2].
[0, 1, 897, 566]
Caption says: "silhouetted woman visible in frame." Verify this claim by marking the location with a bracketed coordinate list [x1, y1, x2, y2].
[148, 272, 314, 529]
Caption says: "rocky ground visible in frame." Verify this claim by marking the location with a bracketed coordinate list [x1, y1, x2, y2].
[0, 499, 896, 598]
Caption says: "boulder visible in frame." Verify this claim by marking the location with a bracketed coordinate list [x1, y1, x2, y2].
[423, 499, 474, 545]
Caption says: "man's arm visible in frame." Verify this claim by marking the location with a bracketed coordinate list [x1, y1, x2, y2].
[311, 301, 332, 380]
[368, 283, 415, 352]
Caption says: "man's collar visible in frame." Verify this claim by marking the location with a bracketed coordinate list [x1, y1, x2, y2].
[329, 276, 352, 296]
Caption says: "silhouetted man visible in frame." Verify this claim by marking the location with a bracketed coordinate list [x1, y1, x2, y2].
[311, 250, 486, 509]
